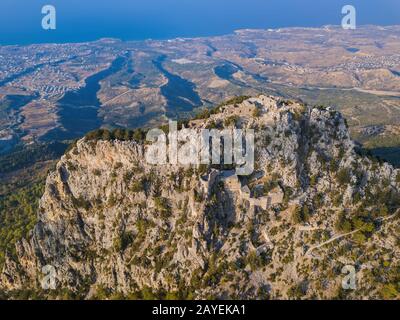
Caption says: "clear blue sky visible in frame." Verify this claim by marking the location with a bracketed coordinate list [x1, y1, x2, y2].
[0, 0, 399, 44]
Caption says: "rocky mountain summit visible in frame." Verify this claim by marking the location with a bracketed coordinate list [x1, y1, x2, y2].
[1, 95, 399, 300]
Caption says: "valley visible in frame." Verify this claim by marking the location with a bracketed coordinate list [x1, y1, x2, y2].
[1, 26, 400, 158]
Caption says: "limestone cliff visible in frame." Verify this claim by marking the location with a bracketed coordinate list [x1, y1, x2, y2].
[1, 95, 400, 300]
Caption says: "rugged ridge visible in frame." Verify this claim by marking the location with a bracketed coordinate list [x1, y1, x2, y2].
[1, 95, 400, 300]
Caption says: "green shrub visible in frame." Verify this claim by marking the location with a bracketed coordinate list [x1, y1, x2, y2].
[263, 180, 278, 195]
[336, 168, 352, 185]
[253, 108, 261, 117]
[335, 211, 352, 233]
[293, 205, 310, 224]
[154, 197, 171, 218]
[224, 115, 239, 127]
[194, 108, 211, 120]
[218, 96, 251, 107]
[113, 232, 134, 252]
[131, 180, 144, 193]
[380, 284, 399, 299]
[72, 196, 92, 210]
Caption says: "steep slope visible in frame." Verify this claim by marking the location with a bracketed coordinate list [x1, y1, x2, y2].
[1, 95, 399, 300]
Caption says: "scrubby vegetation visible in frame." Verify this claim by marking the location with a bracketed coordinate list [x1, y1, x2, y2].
[194, 96, 251, 120]
[0, 182, 43, 268]
[292, 205, 310, 224]
[0, 143, 68, 269]
[1, 95, 400, 300]
[84, 128, 148, 143]
[0, 142, 67, 174]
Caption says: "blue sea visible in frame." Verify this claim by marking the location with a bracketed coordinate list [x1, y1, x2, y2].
[0, 0, 399, 45]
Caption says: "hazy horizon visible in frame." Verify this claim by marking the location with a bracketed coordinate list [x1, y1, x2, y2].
[0, 0, 399, 45]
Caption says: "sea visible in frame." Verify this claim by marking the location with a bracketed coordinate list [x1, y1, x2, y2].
[0, 0, 398, 45]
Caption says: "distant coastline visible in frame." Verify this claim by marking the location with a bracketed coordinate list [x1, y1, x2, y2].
[1, 24, 399, 47]
[1, 0, 398, 46]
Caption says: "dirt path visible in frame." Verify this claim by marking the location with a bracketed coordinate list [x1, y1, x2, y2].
[305, 230, 360, 258]
[305, 209, 400, 258]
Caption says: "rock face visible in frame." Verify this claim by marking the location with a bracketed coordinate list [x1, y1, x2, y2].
[1, 95, 400, 299]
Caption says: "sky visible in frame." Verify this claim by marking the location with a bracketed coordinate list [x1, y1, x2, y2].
[0, 0, 399, 44]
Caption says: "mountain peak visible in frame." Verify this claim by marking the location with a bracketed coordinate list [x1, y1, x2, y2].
[1, 96, 399, 300]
